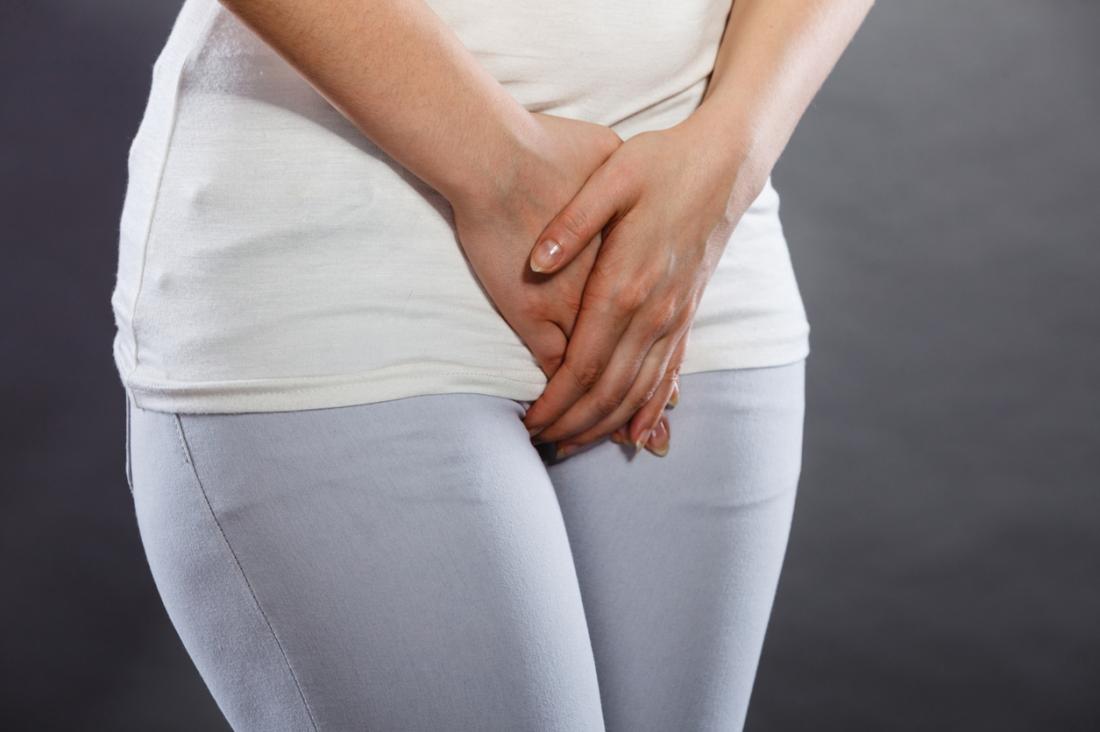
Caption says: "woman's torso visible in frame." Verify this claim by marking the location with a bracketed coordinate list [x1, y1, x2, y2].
[111, 0, 809, 413]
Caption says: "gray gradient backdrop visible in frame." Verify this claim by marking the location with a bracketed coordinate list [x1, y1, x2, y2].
[2, 1, 1097, 730]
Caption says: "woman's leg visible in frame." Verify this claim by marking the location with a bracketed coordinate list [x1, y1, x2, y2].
[126, 391, 604, 731]
[544, 361, 806, 732]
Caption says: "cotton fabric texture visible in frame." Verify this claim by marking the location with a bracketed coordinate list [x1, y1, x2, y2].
[111, 0, 810, 413]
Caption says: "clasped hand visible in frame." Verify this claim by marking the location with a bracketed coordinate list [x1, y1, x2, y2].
[450, 112, 756, 460]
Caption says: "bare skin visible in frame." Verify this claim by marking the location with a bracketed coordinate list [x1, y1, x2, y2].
[522, 0, 877, 458]
[449, 113, 622, 381]
[219, 0, 874, 460]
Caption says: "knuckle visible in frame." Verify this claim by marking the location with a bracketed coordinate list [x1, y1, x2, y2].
[593, 393, 622, 419]
[563, 357, 604, 390]
[666, 358, 683, 380]
[662, 297, 684, 325]
[626, 389, 651, 415]
[590, 253, 620, 284]
[672, 309, 694, 333]
[644, 301, 677, 332]
[612, 282, 647, 313]
[557, 206, 590, 243]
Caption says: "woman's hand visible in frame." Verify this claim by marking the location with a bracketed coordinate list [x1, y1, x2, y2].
[447, 113, 623, 382]
[521, 117, 770, 455]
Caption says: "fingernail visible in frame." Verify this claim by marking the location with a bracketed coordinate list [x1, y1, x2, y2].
[530, 239, 563, 273]
[633, 430, 650, 453]
[667, 385, 679, 409]
[646, 420, 669, 457]
[555, 443, 578, 460]
[610, 431, 624, 445]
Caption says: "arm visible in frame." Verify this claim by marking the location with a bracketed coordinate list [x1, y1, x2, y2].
[217, 0, 539, 209]
[218, 0, 624, 381]
[689, 0, 876, 202]
[523, 0, 875, 457]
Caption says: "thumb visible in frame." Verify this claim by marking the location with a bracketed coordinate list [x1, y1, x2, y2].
[515, 320, 567, 380]
[530, 165, 625, 274]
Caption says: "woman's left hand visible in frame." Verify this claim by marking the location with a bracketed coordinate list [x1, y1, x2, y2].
[522, 118, 768, 456]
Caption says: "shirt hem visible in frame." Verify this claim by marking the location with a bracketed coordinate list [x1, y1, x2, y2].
[116, 336, 810, 415]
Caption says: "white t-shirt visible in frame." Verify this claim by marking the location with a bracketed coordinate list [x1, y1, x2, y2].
[111, 0, 810, 413]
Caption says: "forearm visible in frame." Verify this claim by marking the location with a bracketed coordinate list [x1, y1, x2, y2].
[218, 0, 539, 207]
[683, 0, 874, 192]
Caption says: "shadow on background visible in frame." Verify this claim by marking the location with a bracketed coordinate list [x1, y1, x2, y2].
[2, 1, 1097, 730]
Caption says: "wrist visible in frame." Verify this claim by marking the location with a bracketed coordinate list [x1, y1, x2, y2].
[437, 108, 545, 214]
[674, 103, 775, 208]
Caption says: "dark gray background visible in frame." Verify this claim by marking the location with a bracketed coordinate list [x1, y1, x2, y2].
[3, 0, 1097, 729]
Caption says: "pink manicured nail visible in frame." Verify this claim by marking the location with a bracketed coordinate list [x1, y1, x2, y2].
[530, 239, 563, 272]
[646, 419, 669, 457]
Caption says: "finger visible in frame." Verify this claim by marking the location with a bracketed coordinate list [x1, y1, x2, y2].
[611, 352, 677, 446]
[529, 162, 633, 275]
[644, 414, 670, 457]
[611, 361, 677, 445]
[514, 319, 568, 380]
[626, 366, 676, 451]
[526, 290, 658, 442]
[538, 325, 673, 446]
[551, 232, 602, 342]
[627, 332, 687, 446]
[523, 285, 640, 437]
[667, 379, 680, 409]
[557, 329, 680, 449]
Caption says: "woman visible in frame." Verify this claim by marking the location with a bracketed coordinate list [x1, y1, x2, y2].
[114, 0, 872, 729]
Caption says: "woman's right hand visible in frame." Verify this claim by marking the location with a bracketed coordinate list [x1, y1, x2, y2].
[448, 112, 621, 383]
[218, 1, 671, 454]
[448, 112, 673, 458]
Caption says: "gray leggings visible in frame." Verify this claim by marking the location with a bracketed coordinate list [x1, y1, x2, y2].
[124, 360, 805, 732]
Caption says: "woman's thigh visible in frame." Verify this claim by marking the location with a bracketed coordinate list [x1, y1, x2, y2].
[545, 360, 806, 732]
[126, 391, 603, 732]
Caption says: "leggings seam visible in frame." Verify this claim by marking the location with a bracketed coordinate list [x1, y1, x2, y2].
[172, 414, 321, 732]
[124, 391, 135, 494]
